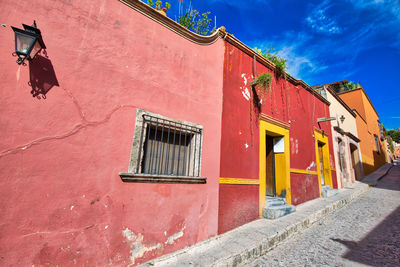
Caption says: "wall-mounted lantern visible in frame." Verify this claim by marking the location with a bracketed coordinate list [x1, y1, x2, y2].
[11, 21, 46, 66]
[340, 115, 345, 124]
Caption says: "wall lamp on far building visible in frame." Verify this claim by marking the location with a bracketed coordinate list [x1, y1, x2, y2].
[11, 20, 46, 66]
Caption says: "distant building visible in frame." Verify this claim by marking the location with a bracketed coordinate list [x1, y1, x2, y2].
[320, 81, 389, 175]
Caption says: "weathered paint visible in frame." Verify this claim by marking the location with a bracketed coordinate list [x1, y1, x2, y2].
[0, 0, 224, 265]
[218, 42, 334, 232]
[218, 184, 259, 234]
[290, 173, 320, 205]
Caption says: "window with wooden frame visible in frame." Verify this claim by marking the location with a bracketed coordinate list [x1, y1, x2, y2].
[119, 109, 205, 184]
[374, 134, 380, 154]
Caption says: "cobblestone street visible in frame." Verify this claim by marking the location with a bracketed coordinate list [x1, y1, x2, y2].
[250, 164, 400, 267]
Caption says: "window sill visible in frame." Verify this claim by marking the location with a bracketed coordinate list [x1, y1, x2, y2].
[119, 173, 207, 184]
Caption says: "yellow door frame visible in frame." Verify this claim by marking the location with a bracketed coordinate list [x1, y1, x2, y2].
[259, 118, 291, 217]
[314, 130, 333, 196]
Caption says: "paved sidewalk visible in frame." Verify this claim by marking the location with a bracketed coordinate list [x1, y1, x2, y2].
[250, 164, 400, 266]
[141, 182, 370, 267]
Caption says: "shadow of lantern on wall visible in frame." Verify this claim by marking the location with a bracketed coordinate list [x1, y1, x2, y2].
[11, 21, 46, 66]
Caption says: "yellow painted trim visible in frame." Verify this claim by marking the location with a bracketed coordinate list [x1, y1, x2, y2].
[314, 130, 333, 197]
[259, 119, 291, 218]
[219, 178, 260, 185]
[290, 168, 318, 175]
[331, 168, 336, 172]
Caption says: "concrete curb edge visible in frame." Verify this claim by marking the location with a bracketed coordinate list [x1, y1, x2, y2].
[141, 183, 370, 266]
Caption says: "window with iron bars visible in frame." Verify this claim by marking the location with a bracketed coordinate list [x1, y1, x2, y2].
[138, 114, 202, 177]
[120, 110, 205, 184]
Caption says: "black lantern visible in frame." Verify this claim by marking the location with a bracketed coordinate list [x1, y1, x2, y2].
[11, 21, 46, 65]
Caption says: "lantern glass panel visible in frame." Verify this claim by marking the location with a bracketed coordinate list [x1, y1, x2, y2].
[29, 39, 42, 59]
[15, 32, 35, 56]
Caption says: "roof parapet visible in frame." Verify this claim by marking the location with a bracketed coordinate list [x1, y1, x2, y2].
[120, 0, 226, 45]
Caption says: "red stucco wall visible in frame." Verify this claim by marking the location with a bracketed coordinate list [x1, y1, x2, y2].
[0, 1, 224, 265]
[218, 185, 259, 233]
[290, 173, 320, 205]
[218, 42, 334, 232]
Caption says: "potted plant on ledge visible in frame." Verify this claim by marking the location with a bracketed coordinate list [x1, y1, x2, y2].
[251, 72, 273, 105]
[147, 0, 171, 16]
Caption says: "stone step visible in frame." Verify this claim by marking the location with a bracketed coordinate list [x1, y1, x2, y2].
[262, 204, 296, 220]
[265, 199, 287, 207]
[321, 186, 339, 198]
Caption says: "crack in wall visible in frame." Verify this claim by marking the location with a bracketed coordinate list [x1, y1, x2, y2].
[0, 88, 138, 158]
[21, 224, 95, 238]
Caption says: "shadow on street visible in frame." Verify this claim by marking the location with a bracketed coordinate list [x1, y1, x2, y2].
[331, 166, 400, 266]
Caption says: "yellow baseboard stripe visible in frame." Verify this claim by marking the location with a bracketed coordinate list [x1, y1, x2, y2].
[219, 178, 260, 185]
[290, 168, 318, 175]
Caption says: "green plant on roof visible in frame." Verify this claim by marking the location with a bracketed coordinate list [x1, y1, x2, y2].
[255, 72, 272, 91]
[178, 8, 216, 36]
[254, 46, 287, 74]
[343, 81, 361, 91]
[388, 136, 395, 154]
[147, 0, 171, 12]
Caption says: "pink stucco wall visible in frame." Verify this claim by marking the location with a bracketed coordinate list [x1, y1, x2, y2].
[0, 0, 224, 265]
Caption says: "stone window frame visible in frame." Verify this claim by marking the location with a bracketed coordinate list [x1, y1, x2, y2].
[119, 109, 206, 184]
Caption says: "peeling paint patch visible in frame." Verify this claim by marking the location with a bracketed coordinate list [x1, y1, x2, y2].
[240, 87, 250, 101]
[122, 225, 186, 264]
[306, 161, 316, 171]
[242, 73, 248, 85]
[240, 73, 251, 101]
[122, 228, 162, 265]
[165, 226, 186, 245]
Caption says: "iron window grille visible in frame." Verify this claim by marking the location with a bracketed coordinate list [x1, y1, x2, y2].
[136, 114, 202, 177]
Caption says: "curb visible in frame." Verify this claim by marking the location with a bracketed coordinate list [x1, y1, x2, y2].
[141, 182, 370, 267]
[361, 163, 393, 186]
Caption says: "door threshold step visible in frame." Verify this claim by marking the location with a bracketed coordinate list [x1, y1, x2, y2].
[263, 204, 296, 219]
[321, 186, 338, 198]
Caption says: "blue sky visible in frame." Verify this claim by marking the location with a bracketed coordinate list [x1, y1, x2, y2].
[167, 0, 400, 129]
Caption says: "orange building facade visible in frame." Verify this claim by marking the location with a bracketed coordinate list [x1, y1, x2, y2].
[334, 87, 389, 174]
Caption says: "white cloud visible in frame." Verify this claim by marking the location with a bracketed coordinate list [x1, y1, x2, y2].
[306, 1, 343, 35]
